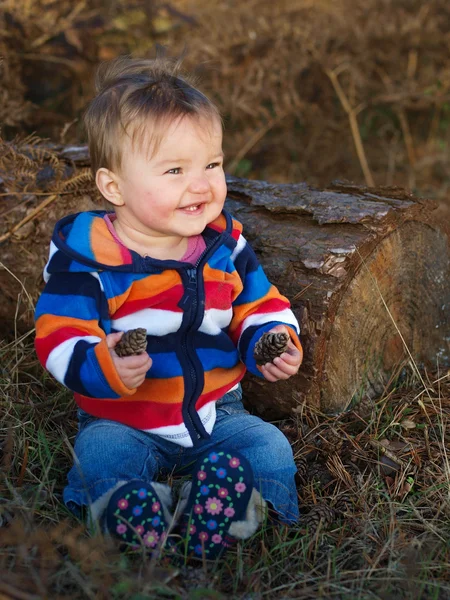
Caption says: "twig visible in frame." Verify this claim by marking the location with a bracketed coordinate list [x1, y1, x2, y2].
[325, 68, 374, 187]
[0, 581, 41, 600]
[395, 98, 416, 190]
[226, 112, 287, 174]
[0, 262, 34, 311]
[19, 53, 80, 70]
[291, 282, 314, 301]
[368, 439, 407, 469]
[355, 248, 432, 402]
[0, 193, 58, 243]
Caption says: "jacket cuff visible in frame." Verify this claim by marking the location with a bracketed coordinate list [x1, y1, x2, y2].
[244, 322, 302, 378]
[93, 339, 137, 397]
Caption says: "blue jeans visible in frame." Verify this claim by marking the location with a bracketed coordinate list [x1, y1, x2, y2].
[63, 385, 299, 525]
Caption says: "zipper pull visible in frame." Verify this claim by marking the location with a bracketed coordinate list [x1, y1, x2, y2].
[179, 268, 197, 308]
[186, 268, 197, 291]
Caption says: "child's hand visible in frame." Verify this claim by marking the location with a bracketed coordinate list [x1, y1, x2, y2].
[106, 332, 152, 389]
[257, 325, 303, 382]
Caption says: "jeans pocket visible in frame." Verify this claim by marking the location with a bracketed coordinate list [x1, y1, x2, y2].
[216, 389, 249, 416]
[77, 408, 98, 432]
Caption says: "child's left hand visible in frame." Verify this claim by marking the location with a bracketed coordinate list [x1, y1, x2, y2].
[257, 325, 303, 382]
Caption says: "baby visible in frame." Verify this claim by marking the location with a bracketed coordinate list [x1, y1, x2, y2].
[34, 56, 303, 560]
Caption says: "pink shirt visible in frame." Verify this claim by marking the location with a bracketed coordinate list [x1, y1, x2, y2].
[104, 214, 206, 264]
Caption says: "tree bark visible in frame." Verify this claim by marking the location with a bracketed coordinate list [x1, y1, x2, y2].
[225, 176, 450, 417]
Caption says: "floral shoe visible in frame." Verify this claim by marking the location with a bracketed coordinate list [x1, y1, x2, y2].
[105, 481, 172, 552]
[179, 450, 254, 560]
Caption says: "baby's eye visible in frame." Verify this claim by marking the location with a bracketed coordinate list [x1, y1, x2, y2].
[166, 167, 182, 175]
[206, 162, 221, 170]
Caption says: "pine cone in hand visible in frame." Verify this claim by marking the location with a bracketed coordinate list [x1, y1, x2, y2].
[303, 503, 336, 535]
[114, 328, 148, 357]
[253, 332, 289, 365]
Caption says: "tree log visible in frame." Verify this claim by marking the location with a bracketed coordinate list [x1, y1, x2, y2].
[224, 176, 449, 417]
[1, 144, 449, 417]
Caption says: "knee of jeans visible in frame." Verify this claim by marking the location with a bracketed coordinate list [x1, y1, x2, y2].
[71, 422, 158, 484]
[254, 425, 296, 473]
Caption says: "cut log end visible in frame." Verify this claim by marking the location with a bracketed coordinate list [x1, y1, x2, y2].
[226, 177, 449, 418]
[322, 220, 449, 412]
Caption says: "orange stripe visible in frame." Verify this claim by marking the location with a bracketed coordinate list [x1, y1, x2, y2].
[285, 326, 303, 356]
[203, 262, 238, 282]
[203, 364, 246, 394]
[94, 340, 136, 396]
[229, 286, 284, 333]
[202, 264, 242, 301]
[110, 376, 185, 404]
[35, 314, 103, 338]
[208, 213, 228, 231]
[108, 271, 183, 313]
[90, 219, 124, 266]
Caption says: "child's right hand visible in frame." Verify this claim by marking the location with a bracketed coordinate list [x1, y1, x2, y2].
[106, 332, 152, 389]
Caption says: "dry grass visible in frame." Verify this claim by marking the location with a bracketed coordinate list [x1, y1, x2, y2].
[1, 332, 449, 599]
[1, 0, 450, 197]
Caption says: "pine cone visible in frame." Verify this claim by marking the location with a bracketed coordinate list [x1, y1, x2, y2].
[333, 493, 353, 515]
[303, 503, 335, 534]
[295, 454, 309, 483]
[114, 328, 148, 357]
[253, 332, 289, 365]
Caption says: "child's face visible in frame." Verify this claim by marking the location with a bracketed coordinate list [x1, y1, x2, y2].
[111, 115, 227, 244]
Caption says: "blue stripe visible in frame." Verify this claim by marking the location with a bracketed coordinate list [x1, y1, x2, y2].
[207, 245, 235, 272]
[232, 265, 271, 305]
[35, 294, 100, 321]
[43, 272, 101, 297]
[150, 352, 183, 377]
[233, 242, 259, 278]
[144, 331, 237, 354]
[65, 340, 120, 398]
[67, 213, 98, 263]
[198, 347, 239, 371]
[47, 251, 72, 274]
[106, 272, 149, 298]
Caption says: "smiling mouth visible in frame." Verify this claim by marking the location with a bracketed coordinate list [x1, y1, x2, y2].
[180, 203, 205, 212]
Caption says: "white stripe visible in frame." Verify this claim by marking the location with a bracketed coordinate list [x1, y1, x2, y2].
[111, 308, 183, 336]
[143, 400, 217, 448]
[43, 241, 59, 282]
[46, 335, 101, 384]
[199, 307, 233, 335]
[230, 234, 246, 262]
[89, 271, 105, 292]
[239, 309, 300, 343]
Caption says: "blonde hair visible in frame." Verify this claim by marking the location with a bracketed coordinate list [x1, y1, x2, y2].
[84, 56, 221, 176]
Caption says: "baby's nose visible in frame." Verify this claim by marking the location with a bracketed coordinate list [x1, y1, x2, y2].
[189, 175, 210, 194]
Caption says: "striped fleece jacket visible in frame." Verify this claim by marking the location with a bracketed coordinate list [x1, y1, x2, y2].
[35, 209, 301, 447]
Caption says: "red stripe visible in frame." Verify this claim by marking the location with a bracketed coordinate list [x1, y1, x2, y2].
[232, 297, 290, 341]
[35, 327, 93, 365]
[196, 373, 245, 408]
[74, 372, 245, 432]
[230, 228, 240, 241]
[75, 395, 185, 428]
[204, 280, 234, 310]
[252, 297, 289, 314]
[118, 244, 133, 264]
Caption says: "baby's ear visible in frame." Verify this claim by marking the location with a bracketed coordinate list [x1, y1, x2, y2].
[96, 168, 123, 206]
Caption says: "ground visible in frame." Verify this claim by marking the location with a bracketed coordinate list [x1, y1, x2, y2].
[1, 335, 449, 599]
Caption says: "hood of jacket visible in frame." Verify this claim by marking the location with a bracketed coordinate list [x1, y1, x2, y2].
[45, 209, 235, 278]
